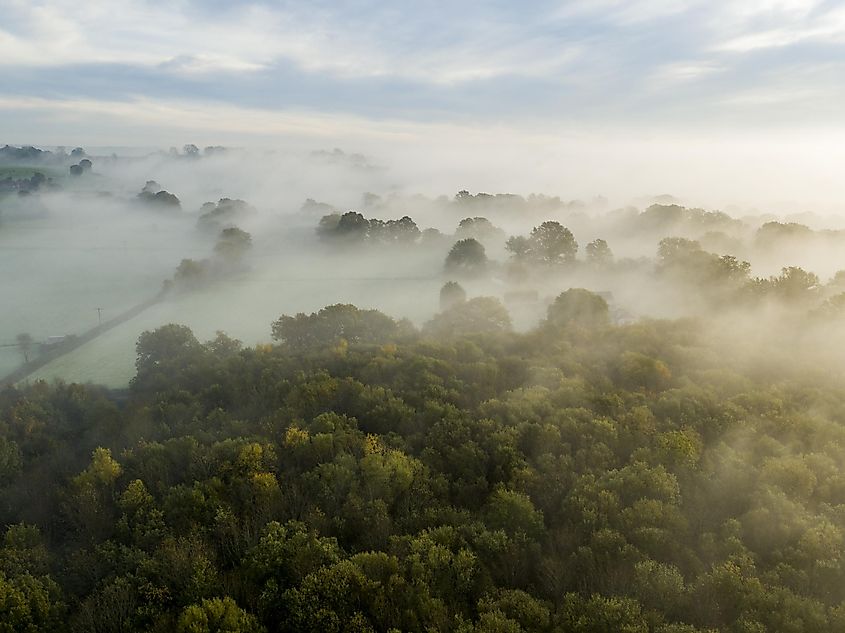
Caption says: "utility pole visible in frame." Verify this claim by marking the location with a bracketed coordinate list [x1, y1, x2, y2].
[96, 307, 102, 326]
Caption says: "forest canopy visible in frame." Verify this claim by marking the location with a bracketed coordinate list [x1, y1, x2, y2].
[2, 287, 845, 632]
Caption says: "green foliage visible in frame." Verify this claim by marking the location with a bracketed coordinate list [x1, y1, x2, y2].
[316, 211, 421, 246]
[214, 228, 252, 263]
[440, 281, 467, 311]
[178, 597, 264, 633]
[3, 300, 845, 631]
[546, 289, 609, 329]
[528, 221, 578, 265]
[585, 239, 613, 267]
[271, 304, 405, 352]
[424, 297, 513, 339]
[445, 239, 489, 277]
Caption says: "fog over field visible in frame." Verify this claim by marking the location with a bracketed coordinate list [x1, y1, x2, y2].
[3, 143, 845, 387]
[5, 2, 845, 632]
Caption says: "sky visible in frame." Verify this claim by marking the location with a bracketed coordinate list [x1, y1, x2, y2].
[2, 0, 845, 206]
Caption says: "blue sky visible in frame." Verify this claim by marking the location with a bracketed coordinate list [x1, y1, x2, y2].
[2, 0, 844, 145]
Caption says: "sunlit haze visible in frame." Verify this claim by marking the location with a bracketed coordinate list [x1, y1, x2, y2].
[2, 0, 845, 208]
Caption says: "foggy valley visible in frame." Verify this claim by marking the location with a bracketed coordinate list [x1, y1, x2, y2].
[4, 144, 845, 388]
[4, 1, 845, 631]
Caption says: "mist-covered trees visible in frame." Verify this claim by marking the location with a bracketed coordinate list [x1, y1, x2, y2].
[586, 239, 613, 267]
[506, 221, 578, 267]
[545, 288, 610, 328]
[529, 221, 578, 265]
[170, 227, 252, 292]
[316, 211, 422, 246]
[271, 304, 408, 351]
[455, 217, 506, 245]
[137, 182, 181, 209]
[445, 239, 488, 277]
[440, 281, 467, 311]
[197, 198, 254, 232]
[214, 227, 252, 264]
[69, 159, 92, 177]
[423, 296, 512, 338]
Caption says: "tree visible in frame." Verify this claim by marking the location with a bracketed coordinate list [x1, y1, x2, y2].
[178, 597, 264, 633]
[456, 217, 505, 244]
[0, 438, 22, 484]
[16, 333, 33, 363]
[214, 228, 252, 265]
[79, 159, 93, 172]
[483, 488, 545, 539]
[198, 198, 254, 232]
[183, 144, 200, 158]
[440, 281, 467, 311]
[657, 237, 700, 266]
[316, 213, 342, 240]
[65, 447, 123, 540]
[546, 289, 609, 328]
[142, 180, 162, 194]
[423, 297, 512, 338]
[205, 331, 243, 357]
[385, 216, 421, 244]
[335, 211, 369, 243]
[586, 239, 613, 267]
[772, 266, 820, 302]
[560, 593, 649, 633]
[421, 228, 448, 247]
[271, 304, 405, 352]
[445, 239, 488, 277]
[138, 187, 181, 209]
[174, 258, 210, 288]
[505, 236, 531, 262]
[133, 324, 205, 385]
[528, 221, 578, 265]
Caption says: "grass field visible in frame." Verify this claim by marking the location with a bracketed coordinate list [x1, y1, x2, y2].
[1, 197, 206, 382]
[0, 165, 63, 179]
[25, 273, 447, 387]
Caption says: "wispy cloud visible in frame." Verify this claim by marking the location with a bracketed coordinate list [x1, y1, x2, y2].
[0, 0, 844, 141]
[0, 0, 579, 83]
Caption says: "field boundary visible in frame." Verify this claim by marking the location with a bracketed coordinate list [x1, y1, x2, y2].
[0, 290, 165, 387]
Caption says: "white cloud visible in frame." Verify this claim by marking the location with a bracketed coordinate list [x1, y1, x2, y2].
[0, 0, 579, 83]
[553, 0, 704, 25]
[713, 2, 845, 51]
[650, 61, 724, 84]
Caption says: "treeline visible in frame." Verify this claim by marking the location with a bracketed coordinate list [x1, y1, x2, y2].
[2, 290, 845, 631]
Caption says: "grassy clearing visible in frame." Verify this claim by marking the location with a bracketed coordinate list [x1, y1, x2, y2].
[0, 165, 62, 179]
[26, 275, 445, 387]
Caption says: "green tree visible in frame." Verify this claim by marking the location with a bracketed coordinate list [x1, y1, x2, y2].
[440, 281, 467, 311]
[134, 324, 204, 377]
[546, 289, 609, 328]
[214, 227, 252, 265]
[585, 239, 613, 267]
[424, 297, 512, 338]
[528, 222, 577, 265]
[178, 597, 265, 633]
[505, 236, 531, 262]
[445, 239, 488, 277]
[271, 304, 406, 352]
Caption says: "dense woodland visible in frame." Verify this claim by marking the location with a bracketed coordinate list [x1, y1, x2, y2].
[2, 282, 845, 632]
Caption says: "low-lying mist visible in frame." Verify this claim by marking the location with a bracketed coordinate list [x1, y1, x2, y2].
[2, 143, 845, 387]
